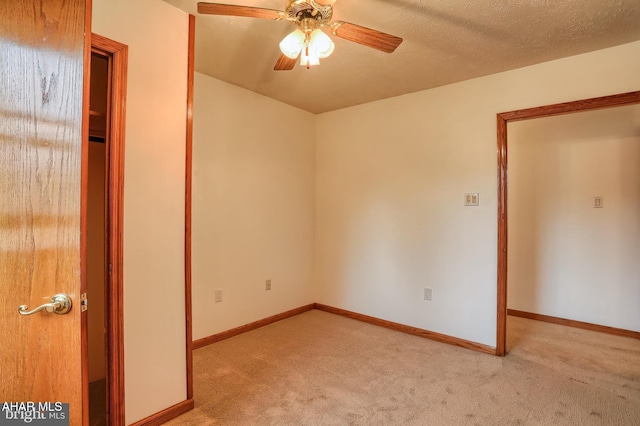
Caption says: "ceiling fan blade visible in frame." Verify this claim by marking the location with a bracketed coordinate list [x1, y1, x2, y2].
[274, 54, 297, 71]
[197, 2, 285, 20]
[331, 21, 403, 53]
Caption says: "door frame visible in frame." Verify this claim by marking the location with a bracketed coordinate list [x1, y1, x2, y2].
[82, 33, 128, 424]
[495, 90, 640, 356]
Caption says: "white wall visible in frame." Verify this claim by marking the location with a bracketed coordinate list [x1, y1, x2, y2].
[192, 73, 315, 339]
[315, 41, 640, 347]
[508, 105, 640, 332]
[92, 1, 188, 423]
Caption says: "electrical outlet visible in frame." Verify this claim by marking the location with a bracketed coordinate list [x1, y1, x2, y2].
[424, 288, 432, 301]
[594, 196, 603, 208]
[266, 279, 271, 291]
[215, 289, 223, 303]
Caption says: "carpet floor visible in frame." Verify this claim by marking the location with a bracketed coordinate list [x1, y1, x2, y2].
[167, 310, 640, 425]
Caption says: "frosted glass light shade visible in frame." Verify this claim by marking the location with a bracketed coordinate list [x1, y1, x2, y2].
[279, 29, 305, 59]
[308, 29, 334, 58]
[300, 46, 320, 67]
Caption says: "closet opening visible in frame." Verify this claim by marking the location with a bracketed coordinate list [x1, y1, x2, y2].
[84, 34, 128, 425]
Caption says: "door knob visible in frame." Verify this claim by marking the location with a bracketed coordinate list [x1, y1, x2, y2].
[18, 294, 73, 316]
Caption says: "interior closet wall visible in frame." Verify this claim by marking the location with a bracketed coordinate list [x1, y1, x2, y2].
[87, 53, 108, 383]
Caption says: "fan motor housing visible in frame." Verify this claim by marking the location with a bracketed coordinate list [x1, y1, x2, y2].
[285, 0, 333, 25]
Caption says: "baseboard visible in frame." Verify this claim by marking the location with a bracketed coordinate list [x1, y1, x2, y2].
[315, 303, 495, 355]
[193, 302, 495, 355]
[508, 309, 640, 340]
[193, 304, 316, 350]
[129, 398, 194, 426]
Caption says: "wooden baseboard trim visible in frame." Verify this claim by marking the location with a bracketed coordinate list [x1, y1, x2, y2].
[193, 304, 316, 349]
[193, 303, 495, 354]
[129, 398, 194, 426]
[508, 309, 640, 340]
[315, 304, 495, 355]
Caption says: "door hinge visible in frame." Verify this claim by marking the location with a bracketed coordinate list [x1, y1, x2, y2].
[108, 264, 113, 275]
[81, 293, 88, 312]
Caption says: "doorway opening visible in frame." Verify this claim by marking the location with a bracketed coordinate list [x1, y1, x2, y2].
[87, 50, 108, 425]
[84, 34, 128, 425]
[495, 90, 640, 356]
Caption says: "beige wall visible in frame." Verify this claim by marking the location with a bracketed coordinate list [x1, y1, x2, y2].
[92, 0, 188, 423]
[315, 41, 640, 347]
[192, 73, 315, 339]
[508, 104, 640, 332]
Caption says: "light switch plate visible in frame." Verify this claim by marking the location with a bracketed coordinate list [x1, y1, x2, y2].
[464, 193, 479, 206]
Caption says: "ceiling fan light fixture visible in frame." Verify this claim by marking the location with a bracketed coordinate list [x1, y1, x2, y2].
[312, 0, 337, 6]
[197, 1, 404, 71]
[308, 28, 334, 59]
[300, 46, 320, 67]
[279, 29, 305, 59]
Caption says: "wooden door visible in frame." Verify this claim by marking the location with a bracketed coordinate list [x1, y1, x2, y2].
[0, 1, 88, 424]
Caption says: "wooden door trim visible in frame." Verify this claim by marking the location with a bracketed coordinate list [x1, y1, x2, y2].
[495, 90, 640, 356]
[88, 33, 128, 424]
[185, 14, 195, 401]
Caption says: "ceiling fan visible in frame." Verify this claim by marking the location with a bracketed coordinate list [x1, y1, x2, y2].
[197, 0, 403, 70]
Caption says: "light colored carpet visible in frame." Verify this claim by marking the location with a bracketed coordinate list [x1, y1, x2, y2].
[167, 310, 640, 425]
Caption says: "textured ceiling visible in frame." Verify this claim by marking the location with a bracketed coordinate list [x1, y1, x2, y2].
[162, 0, 640, 114]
